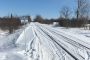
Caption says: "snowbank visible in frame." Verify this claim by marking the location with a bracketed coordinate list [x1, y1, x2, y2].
[16, 23, 35, 49]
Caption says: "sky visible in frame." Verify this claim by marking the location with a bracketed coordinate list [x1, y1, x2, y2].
[0, 0, 76, 19]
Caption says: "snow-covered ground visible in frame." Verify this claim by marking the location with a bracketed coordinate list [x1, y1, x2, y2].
[0, 29, 9, 38]
[55, 27, 90, 38]
[0, 26, 26, 60]
[0, 22, 90, 60]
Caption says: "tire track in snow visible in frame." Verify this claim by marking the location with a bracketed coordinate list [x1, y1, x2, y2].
[34, 23, 84, 60]
[37, 24, 90, 60]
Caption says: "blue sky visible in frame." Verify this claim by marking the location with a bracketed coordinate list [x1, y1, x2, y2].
[0, 0, 76, 19]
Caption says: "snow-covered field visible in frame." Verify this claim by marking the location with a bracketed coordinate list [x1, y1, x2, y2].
[0, 22, 90, 60]
[55, 27, 90, 38]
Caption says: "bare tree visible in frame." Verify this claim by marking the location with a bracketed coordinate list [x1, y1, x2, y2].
[60, 6, 71, 28]
[76, 0, 90, 19]
[60, 6, 71, 19]
[75, 0, 90, 29]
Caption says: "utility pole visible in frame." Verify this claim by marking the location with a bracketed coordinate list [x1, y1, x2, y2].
[9, 13, 13, 34]
[77, 0, 80, 20]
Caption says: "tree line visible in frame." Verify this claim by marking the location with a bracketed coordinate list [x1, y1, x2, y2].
[0, 14, 31, 33]
[33, 0, 90, 28]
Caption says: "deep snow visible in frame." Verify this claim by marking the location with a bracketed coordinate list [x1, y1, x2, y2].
[0, 22, 90, 60]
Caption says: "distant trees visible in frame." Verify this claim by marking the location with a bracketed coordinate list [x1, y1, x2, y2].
[34, 15, 44, 23]
[0, 14, 21, 34]
[76, 0, 90, 20]
[32, 0, 90, 29]
[60, 6, 71, 28]
[60, 6, 71, 19]
[75, 0, 90, 29]
[57, 0, 90, 28]
[58, 18, 90, 27]
[34, 15, 53, 24]
[32, 0, 90, 30]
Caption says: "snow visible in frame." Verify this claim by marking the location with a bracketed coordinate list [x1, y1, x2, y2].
[0, 22, 90, 60]
[0, 26, 25, 60]
[55, 27, 90, 38]
[16, 23, 35, 50]
[0, 51, 27, 60]
[0, 29, 9, 38]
